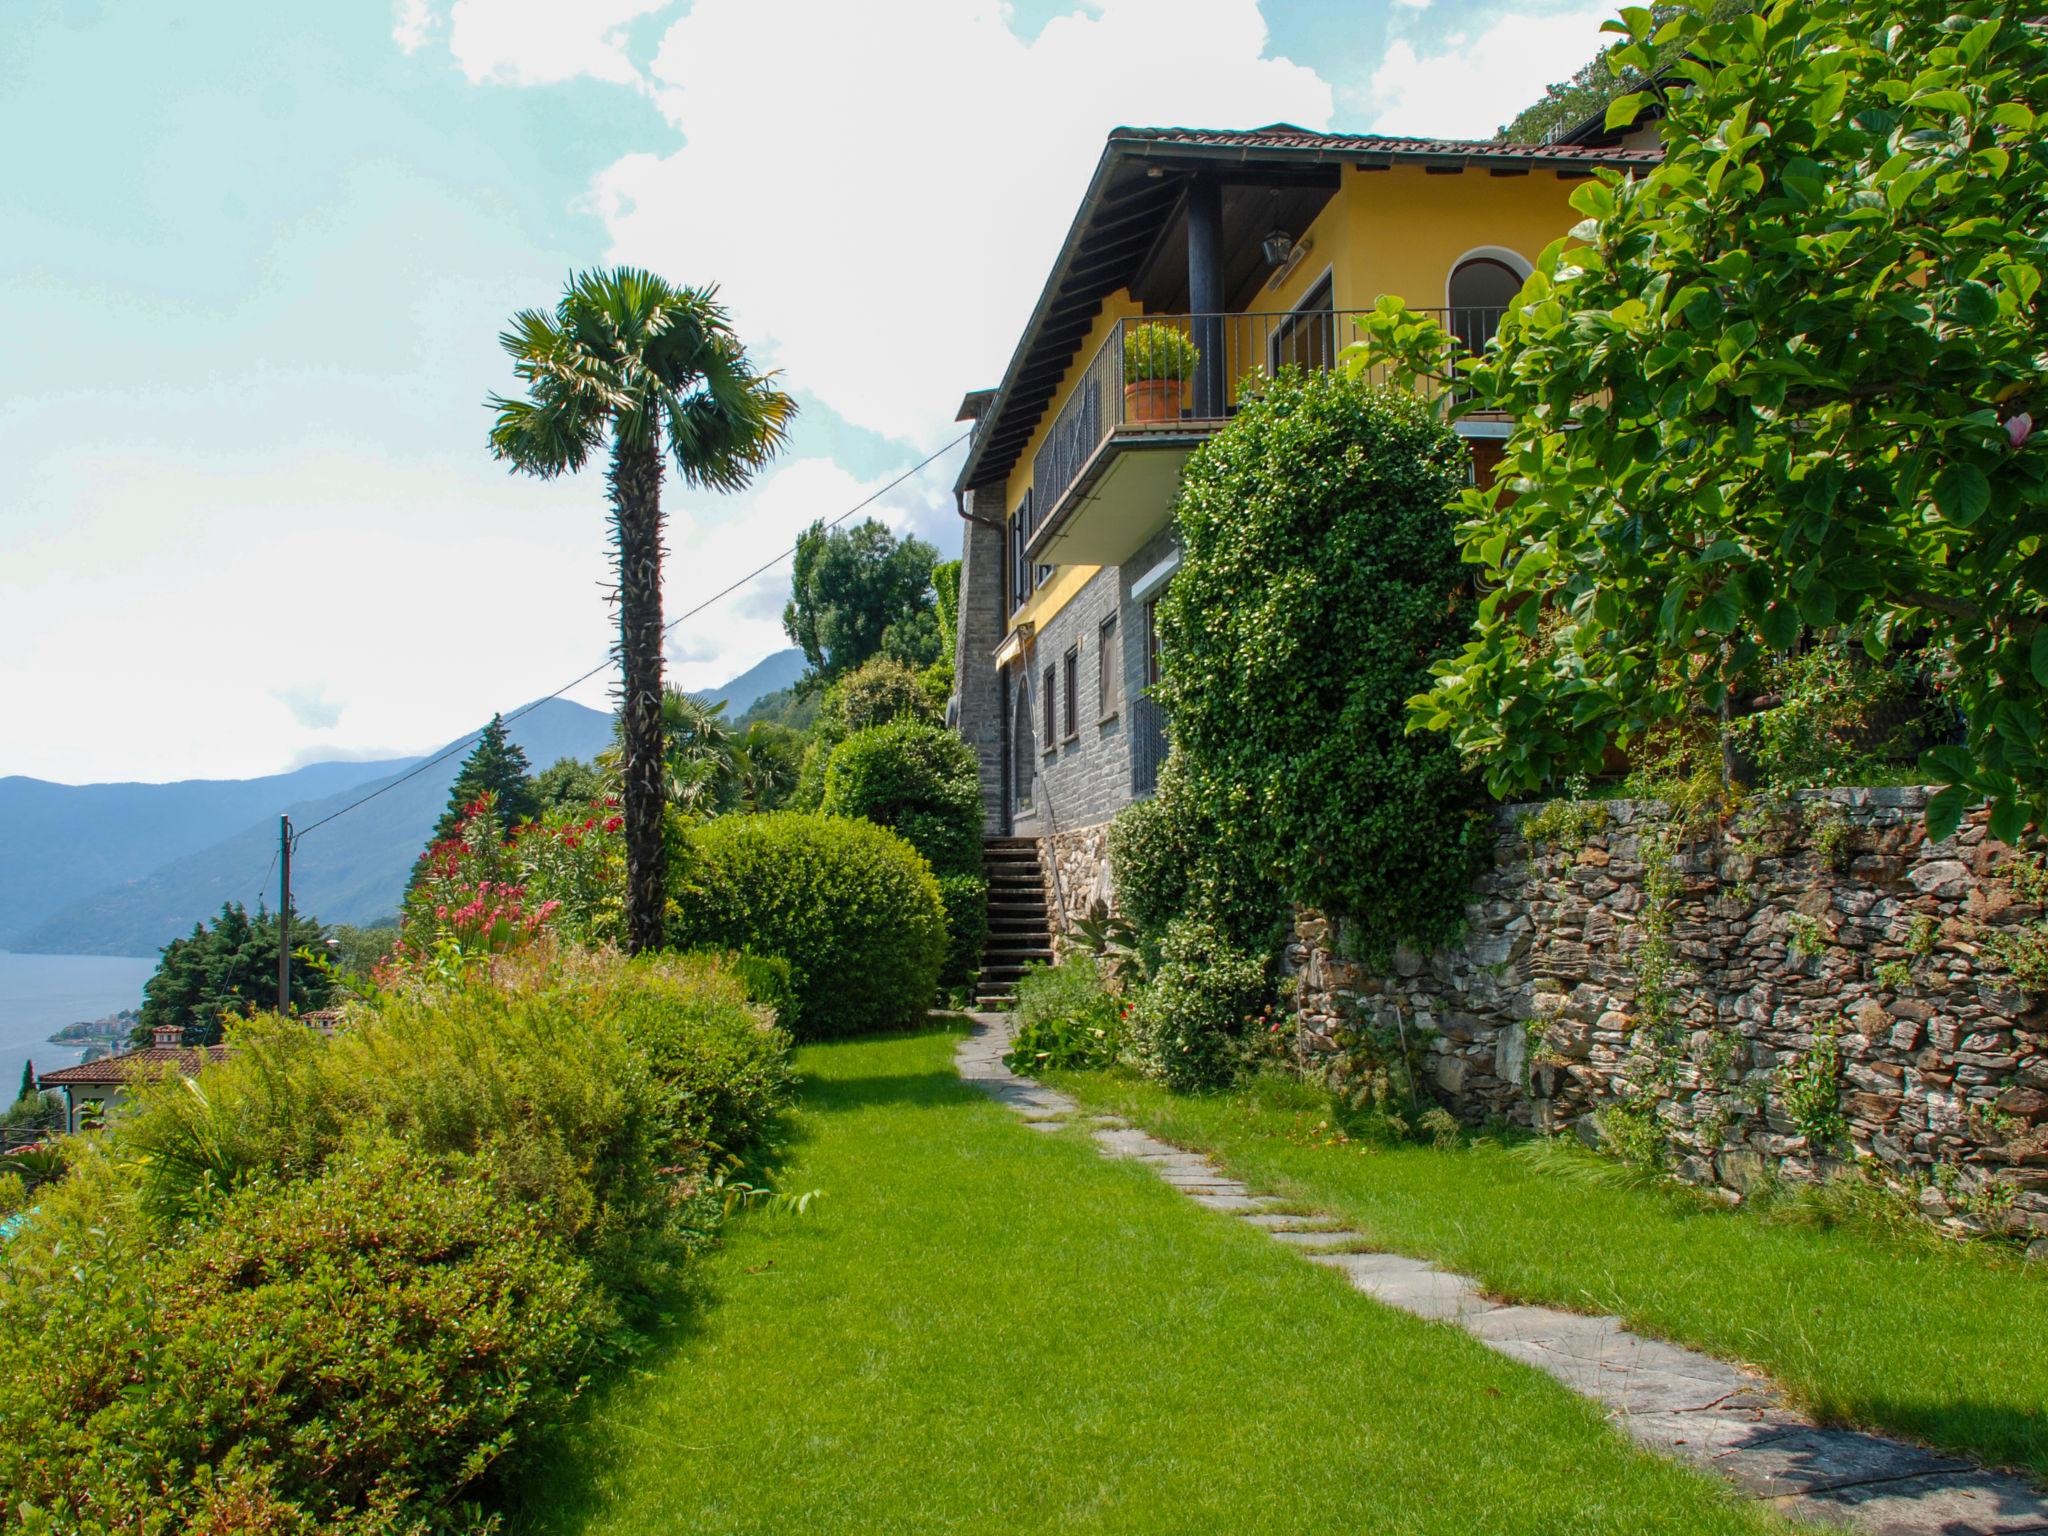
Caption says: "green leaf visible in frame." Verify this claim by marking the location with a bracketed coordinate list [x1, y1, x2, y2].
[1932, 462, 1990, 527]
[1759, 603, 1799, 651]
[2031, 629, 2048, 689]
[1989, 795, 2027, 845]
[1960, 16, 2001, 62]
[1605, 92, 1649, 130]
[1796, 582, 1838, 627]
[1951, 280, 1997, 327]
[1697, 590, 1740, 634]
[1925, 785, 1968, 845]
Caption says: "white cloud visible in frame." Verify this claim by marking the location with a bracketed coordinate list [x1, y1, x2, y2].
[1365, 4, 1616, 139]
[581, 0, 1332, 444]
[391, 0, 437, 53]
[442, 0, 678, 89]
[273, 685, 346, 731]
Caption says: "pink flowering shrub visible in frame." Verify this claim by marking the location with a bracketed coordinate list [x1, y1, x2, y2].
[389, 792, 623, 977]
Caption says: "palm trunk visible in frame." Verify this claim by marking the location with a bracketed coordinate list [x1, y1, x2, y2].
[610, 431, 667, 954]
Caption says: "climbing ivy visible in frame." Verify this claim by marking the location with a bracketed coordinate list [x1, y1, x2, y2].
[1156, 368, 1489, 965]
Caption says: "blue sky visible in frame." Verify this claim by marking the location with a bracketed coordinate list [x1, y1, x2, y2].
[1, 0, 1617, 784]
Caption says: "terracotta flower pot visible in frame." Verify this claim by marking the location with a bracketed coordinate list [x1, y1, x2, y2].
[1124, 378, 1184, 424]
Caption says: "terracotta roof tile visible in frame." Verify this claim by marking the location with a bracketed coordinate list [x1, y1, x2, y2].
[38, 1044, 232, 1086]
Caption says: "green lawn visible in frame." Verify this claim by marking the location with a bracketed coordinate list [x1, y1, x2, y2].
[1045, 1066, 2048, 1479]
[509, 1026, 1789, 1535]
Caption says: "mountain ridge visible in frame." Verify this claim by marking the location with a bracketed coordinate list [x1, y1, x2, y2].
[3, 650, 806, 958]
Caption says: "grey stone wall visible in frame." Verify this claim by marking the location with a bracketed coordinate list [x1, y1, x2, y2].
[1029, 565, 1132, 834]
[1284, 788, 2048, 1238]
[951, 486, 1010, 835]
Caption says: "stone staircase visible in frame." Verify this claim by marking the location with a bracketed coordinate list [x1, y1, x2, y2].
[976, 837, 1054, 1009]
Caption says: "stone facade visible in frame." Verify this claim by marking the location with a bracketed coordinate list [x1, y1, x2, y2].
[1024, 565, 1134, 835]
[1284, 788, 2048, 1236]
[951, 486, 1011, 837]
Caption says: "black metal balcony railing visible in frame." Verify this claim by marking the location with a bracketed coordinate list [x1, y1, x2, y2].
[1029, 307, 1504, 547]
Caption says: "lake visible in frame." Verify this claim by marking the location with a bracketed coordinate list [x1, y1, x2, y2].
[0, 951, 157, 1103]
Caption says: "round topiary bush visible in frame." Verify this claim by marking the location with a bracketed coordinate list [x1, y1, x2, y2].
[1159, 367, 1489, 964]
[669, 812, 947, 1038]
[821, 721, 987, 985]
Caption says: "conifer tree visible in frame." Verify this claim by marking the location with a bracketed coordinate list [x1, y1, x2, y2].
[432, 714, 539, 840]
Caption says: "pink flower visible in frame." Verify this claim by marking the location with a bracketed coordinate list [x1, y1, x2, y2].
[2008, 412, 2034, 449]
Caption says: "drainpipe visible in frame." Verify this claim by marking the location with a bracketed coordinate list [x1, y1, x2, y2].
[1187, 174, 1226, 419]
[956, 486, 1001, 530]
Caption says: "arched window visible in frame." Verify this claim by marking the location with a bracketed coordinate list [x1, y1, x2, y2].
[1448, 255, 1525, 354]
[1011, 671, 1036, 816]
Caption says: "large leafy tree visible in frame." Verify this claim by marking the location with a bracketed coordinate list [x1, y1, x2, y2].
[782, 518, 941, 685]
[430, 713, 538, 841]
[1377, 0, 2048, 842]
[138, 903, 333, 1045]
[1496, 0, 1751, 142]
[490, 270, 794, 952]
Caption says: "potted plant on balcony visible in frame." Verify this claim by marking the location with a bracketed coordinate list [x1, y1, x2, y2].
[1123, 322, 1199, 424]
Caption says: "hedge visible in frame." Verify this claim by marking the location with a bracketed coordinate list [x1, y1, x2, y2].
[821, 721, 988, 985]
[0, 948, 789, 1533]
[670, 811, 948, 1038]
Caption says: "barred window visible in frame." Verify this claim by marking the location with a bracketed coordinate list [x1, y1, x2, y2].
[1062, 646, 1079, 740]
[1042, 663, 1056, 751]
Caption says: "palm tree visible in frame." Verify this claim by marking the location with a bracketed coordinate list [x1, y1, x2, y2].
[489, 270, 795, 953]
[649, 687, 743, 817]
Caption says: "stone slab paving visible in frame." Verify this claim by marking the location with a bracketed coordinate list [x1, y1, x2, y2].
[955, 1013, 2048, 1535]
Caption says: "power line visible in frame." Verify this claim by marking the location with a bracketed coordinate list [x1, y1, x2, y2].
[292, 429, 972, 844]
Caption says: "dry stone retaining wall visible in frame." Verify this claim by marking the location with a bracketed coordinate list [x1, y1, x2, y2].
[1283, 787, 2048, 1237]
[1046, 822, 1112, 953]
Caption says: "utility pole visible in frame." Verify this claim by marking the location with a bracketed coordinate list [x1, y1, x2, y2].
[277, 815, 293, 1015]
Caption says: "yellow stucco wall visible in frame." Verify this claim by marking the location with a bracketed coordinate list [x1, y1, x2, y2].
[1001, 165, 1596, 634]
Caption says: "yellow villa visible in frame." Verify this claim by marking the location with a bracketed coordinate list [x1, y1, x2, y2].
[946, 120, 1661, 1003]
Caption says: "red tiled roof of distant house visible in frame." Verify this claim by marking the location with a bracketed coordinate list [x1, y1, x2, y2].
[37, 1045, 232, 1086]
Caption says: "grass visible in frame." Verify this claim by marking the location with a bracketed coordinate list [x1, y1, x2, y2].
[510, 1026, 1791, 1535]
[1044, 1065, 2048, 1479]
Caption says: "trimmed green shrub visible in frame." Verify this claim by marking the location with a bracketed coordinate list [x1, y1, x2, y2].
[1106, 752, 1283, 956]
[821, 721, 987, 984]
[792, 656, 940, 809]
[670, 812, 947, 1038]
[1159, 367, 1488, 964]
[1128, 917, 1269, 1093]
[936, 872, 991, 990]
[0, 949, 788, 1534]
[1004, 954, 1125, 1073]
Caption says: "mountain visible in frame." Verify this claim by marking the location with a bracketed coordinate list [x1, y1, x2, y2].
[694, 648, 804, 717]
[11, 699, 615, 957]
[0, 757, 415, 945]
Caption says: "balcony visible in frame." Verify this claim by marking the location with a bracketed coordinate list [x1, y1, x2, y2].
[1024, 307, 1502, 568]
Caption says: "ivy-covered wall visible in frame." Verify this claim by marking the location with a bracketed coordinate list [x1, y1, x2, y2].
[1283, 787, 2048, 1240]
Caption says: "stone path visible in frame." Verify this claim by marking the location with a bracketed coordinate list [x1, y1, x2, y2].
[956, 1014, 2048, 1536]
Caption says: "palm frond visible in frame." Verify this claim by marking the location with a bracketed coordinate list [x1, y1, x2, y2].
[488, 394, 602, 478]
